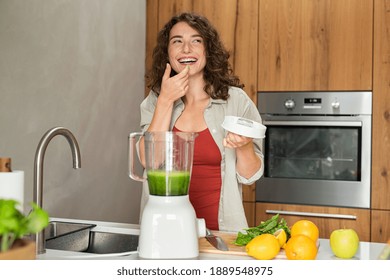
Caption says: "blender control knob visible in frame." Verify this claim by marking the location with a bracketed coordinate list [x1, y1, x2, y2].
[284, 99, 295, 109]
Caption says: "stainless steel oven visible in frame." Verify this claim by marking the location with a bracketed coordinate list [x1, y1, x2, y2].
[256, 91, 372, 209]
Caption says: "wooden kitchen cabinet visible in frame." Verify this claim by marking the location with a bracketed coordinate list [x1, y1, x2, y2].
[258, 0, 373, 91]
[371, 210, 390, 242]
[243, 201, 256, 227]
[256, 203, 371, 242]
[242, 184, 256, 226]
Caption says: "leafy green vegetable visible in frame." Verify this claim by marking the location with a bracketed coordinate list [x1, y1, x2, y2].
[0, 199, 49, 252]
[234, 214, 291, 246]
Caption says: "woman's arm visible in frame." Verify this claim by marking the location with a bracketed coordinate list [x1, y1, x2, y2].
[223, 132, 261, 179]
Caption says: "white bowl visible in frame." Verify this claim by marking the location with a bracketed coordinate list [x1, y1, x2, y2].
[221, 116, 266, 139]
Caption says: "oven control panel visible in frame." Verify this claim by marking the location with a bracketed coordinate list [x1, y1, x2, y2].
[258, 91, 372, 115]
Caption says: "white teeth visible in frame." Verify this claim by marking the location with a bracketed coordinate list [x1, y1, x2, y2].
[178, 58, 197, 64]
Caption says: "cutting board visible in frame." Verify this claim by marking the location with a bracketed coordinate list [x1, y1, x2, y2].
[199, 231, 287, 259]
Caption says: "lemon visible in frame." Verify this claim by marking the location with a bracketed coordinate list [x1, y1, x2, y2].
[245, 233, 280, 260]
[273, 229, 287, 248]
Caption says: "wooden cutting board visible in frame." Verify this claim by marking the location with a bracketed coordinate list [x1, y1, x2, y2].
[199, 231, 287, 259]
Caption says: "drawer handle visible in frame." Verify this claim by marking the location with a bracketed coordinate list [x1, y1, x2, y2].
[265, 210, 357, 220]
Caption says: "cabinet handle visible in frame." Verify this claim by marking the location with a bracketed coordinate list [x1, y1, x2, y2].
[265, 210, 357, 220]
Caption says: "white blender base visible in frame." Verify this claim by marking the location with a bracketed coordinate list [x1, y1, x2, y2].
[138, 195, 206, 259]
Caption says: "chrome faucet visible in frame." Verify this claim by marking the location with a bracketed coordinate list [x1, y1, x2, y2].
[33, 127, 81, 254]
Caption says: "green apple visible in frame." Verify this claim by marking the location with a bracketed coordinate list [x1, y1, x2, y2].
[330, 229, 360, 259]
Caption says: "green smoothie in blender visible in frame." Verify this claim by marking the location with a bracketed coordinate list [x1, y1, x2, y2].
[147, 170, 190, 196]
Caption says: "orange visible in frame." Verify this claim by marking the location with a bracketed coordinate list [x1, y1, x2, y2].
[284, 234, 318, 260]
[290, 220, 319, 242]
[245, 234, 281, 260]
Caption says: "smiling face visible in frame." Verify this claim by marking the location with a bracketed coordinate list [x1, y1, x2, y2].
[168, 22, 206, 77]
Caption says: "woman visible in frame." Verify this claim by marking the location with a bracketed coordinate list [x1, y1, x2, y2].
[138, 12, 264, 232]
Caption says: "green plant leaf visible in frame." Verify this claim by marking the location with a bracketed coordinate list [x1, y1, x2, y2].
[0, 199, 49, 252]
[234, 214, 291, 246]
[24, 202, 49, 235]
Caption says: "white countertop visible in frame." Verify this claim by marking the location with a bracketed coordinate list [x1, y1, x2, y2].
[37, 217, 387, 261]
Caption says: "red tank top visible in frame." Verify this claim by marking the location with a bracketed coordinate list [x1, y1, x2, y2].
[173, 127, 222, 230]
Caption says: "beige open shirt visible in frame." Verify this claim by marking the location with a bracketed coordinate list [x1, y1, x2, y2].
[138, 86, 264, 232]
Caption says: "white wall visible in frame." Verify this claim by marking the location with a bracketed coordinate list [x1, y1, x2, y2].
[0, 0, 145, 224]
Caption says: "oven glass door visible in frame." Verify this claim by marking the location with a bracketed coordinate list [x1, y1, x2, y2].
[265, 124, 361, 182]
[256, 118, 371, 208]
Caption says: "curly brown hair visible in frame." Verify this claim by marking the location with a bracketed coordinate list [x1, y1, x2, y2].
[145, 12, 243, 100]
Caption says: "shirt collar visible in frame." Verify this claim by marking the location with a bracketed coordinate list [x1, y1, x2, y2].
[174, 97, 226, 109]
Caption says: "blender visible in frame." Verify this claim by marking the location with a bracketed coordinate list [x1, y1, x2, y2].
[128, 131, 206, 259]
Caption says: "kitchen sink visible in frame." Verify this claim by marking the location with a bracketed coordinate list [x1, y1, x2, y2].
[45, 221, 96, 239]
[45, 221, 139, 254]
[84, 231, 139, 254]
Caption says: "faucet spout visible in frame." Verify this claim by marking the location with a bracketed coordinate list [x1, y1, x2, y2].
[33, 127, 81, 254]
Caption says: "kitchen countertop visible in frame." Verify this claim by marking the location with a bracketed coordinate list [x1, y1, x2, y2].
[37, 217, 388, 260]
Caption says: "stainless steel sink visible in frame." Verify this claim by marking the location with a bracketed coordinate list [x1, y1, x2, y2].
[45, 221, 139, 254]
[45, 221, 96, 239]
[84, 231, 139, 254]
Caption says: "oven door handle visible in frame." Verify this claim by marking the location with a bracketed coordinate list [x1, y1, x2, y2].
[265, 210, 357, 220]
[262, 120, 362, 127]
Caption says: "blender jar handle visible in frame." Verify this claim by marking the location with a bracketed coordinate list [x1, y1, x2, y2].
[128, 132, 146, 182]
